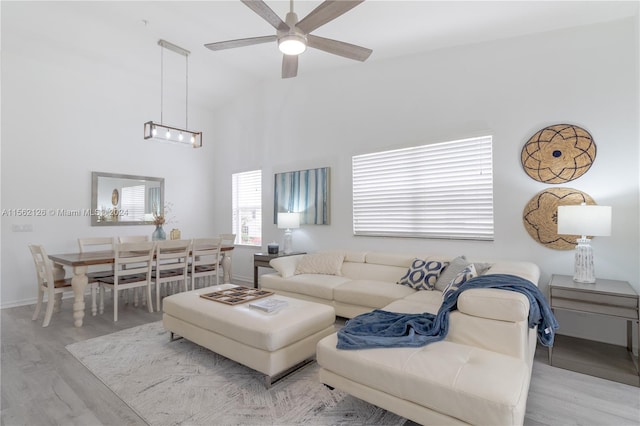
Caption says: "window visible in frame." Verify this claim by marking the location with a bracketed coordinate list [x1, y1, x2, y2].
[121, 184, 146, 222]
[232, 170, 262, 246]
[352, 136, 493, 240]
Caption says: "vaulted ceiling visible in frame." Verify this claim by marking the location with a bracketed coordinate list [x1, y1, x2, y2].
[4, 1, 638, 108]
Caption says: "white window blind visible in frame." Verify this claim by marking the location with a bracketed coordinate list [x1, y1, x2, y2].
[352, 136, 494, 240]
[121, 184, 145, 222]
[232, 170, 262, 246]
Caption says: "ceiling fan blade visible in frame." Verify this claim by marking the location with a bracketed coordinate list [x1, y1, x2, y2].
[297, 0, 364, 34]
[307, 35, 372, 61]
[205, 35, 277, 51]
[241, 0, 289, 32]
[282, 55, 298, 79]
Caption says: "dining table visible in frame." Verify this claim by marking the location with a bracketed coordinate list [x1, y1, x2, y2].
[48, 245, 234, 327]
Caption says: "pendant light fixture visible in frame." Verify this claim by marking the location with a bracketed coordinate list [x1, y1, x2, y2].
[144, 39, 202, 148]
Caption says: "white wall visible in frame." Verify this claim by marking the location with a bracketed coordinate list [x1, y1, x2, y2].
[2, 3, 638, 348]
[211, 18, 639, 346]
[1, 3, 219, 306]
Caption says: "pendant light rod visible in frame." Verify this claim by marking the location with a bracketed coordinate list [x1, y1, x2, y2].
[144, 39, 202, 148]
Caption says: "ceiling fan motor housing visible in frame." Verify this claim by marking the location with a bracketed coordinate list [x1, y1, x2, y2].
[278, 12, 307, 55]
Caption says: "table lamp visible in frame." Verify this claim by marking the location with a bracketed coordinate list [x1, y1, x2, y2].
[277, 212, 300, 254]
[557, 203, 612, 283]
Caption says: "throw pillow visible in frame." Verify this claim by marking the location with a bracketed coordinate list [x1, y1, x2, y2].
[434, 256, 469, 291]
[442, 263, 478, 300]
[434, 256, 492, 291]
[294, 253, 345, 276]
[397, 259, 448, 291]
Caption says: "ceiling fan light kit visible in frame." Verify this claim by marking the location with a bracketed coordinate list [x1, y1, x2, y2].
[145, 39, 202, 148]
[205, 0, 372, 78]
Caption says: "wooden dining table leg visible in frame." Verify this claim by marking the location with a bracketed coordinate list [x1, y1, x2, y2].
[221, 252, 232, 283]
[70, 265, 88, 327]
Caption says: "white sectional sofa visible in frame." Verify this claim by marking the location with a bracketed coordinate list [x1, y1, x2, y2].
[261, 251, 541, 425]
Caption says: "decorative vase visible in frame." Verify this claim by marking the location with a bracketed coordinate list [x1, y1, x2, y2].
[152, 225, 166, 241]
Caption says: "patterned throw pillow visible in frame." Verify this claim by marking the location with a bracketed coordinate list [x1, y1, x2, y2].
[442, 263, 478, 300]
[397, 259, 448, 291]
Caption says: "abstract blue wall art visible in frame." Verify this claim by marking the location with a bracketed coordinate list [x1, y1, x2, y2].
[274, 167, 330, 225]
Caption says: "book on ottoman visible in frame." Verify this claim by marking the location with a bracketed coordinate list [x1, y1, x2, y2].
[249, 298, 288, 313]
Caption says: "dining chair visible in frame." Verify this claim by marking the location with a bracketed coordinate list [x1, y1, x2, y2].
[152, 239, 191, 312]
[117, 235, 150, 305]
[29, 244, 74, 327]
[98, 241, 155, 322]
[118, 235, 149, 243]
[189, 237, 222, 290]
[78, 237, 115, 315]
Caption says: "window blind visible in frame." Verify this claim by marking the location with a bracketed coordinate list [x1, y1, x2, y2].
[121, 184, 146, 222]
[232, 170, 262, 246]
[352, 136, 494, 240]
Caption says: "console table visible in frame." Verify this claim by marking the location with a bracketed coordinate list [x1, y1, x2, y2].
[548, 274, 639, 386]
[253, 251, 305, 288]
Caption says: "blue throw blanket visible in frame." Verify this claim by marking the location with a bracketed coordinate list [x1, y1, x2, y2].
[336, 274, 559, 350]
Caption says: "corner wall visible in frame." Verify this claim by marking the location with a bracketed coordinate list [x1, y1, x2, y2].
[211, 18, 639, 346]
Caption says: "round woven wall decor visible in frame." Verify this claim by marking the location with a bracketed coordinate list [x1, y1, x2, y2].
[522, 187, 596, 250]
[521, 124, 596, 184]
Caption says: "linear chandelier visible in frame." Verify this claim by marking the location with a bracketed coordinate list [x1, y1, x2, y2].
[144, 39, 202, 148]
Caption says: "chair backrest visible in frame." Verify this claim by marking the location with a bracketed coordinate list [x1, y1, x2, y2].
[78, 237, 114, 253]
[28, 244, 56, 293]
[118, 235, 149, 243]
[219, 233, 236, 247]
[113, 241, 155, 281]
[191, 238, 223, 272]
[155, 239, 191, 276]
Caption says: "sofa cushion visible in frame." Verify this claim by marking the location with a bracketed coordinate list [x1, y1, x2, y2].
[269, 254, 305, 278]
[334, 280, 415, 309]
[317, 334, 530, 426]
[295, 253, 345, 276]
[261, 273, 351, 300]
[442, 263, 478, 299]
[392, 291, 444, 314]
[397, 259, 448, 290]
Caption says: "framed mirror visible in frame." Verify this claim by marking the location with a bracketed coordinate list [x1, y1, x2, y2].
[91, 172, 164, 226]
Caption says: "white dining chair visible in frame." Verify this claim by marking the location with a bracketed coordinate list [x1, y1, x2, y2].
[189, 237, 222, 290]
[29, 244, 74, 327]
[152, 239, 191, 312]
[118, 235, 149, 243]
[78, 237, 115, 315]
[98, 241, 155, 322]
[117, 235, 150, 305]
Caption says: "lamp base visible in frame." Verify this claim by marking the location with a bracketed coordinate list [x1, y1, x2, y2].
[282, 229, 293, 255]
[573, 237, 596, 283]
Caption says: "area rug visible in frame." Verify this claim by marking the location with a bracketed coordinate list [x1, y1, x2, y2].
[66, 321, 407, 426]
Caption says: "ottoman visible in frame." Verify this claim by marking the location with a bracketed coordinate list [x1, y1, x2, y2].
[162, 284, 336, 386]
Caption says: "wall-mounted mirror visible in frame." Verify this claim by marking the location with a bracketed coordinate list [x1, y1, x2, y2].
[91, 172, 164, 226]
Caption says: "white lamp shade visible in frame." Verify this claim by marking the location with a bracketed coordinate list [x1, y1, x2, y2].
[277, 212, 300, 229]
[557, 205, 612, 236]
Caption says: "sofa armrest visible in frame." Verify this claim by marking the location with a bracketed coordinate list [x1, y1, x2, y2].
[269, 254, 305, 278]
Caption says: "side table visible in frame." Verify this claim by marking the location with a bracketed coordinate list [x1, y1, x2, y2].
[548, 274, 639, 386]
[253, 251, 306, 288]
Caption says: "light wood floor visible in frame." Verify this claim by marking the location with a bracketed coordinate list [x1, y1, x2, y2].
[2, 297, 639, 426]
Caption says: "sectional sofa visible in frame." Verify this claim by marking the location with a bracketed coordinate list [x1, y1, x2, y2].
[261, 251, 541, 425]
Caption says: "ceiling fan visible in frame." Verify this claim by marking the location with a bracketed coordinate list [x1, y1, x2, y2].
[204, 0, 373, 78]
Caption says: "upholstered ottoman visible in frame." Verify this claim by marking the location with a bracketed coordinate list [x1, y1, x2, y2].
[162, 284, 336, 386]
